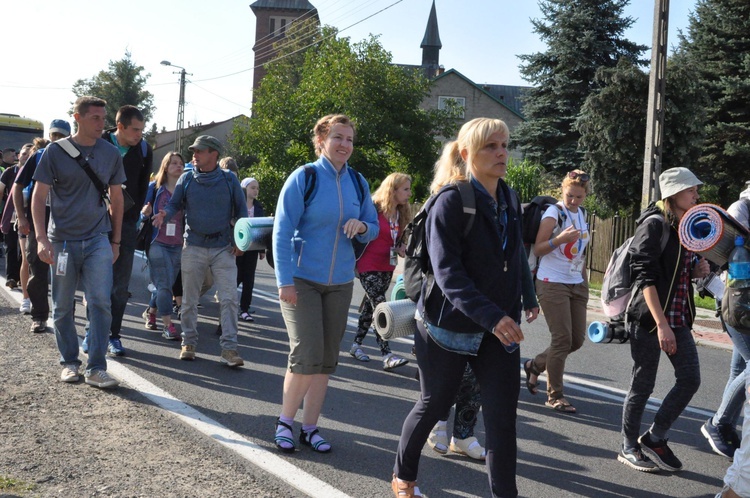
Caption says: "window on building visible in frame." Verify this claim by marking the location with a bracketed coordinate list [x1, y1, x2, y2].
[269, 18, 276, 35]
[270, 17, 290, 37]
[280, 18, 287, 36]
[438, 96, 466, 118]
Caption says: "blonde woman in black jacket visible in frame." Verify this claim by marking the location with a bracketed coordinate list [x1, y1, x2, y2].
[618, 167, 710, 473]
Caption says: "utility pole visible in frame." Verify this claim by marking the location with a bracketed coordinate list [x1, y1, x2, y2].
[176, 68, 186, 154]
[160, 61, 191, 153]
[641, 0, 670, 209]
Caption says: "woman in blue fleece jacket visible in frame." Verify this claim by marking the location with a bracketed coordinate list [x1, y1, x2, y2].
[392, 118, 525, 498]
[271, 114, 378, 454]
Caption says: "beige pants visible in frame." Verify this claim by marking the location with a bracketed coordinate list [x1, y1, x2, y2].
[531, 279, 589, 400]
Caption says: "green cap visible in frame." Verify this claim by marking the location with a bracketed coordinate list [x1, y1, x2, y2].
[188, 135, 223, 155]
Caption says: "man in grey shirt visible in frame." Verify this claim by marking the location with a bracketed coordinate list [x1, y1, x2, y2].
[32, 96, 126, 389]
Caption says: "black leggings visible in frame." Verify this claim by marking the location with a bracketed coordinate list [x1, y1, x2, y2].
[394, 321, 520, 497]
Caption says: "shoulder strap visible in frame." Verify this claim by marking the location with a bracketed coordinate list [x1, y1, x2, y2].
[644, 213, 670, 254]
[55, 138, 108, 205]
[140, 140, 148, 158]
[455, 181, 476, 238]
[303, 165, 316, 205]
[347, 167, 366, 203]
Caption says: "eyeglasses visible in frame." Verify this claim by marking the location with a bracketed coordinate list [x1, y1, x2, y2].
[568, 171, 590, 182]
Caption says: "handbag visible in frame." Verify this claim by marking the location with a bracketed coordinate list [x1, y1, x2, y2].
[135, 218, 153, 253]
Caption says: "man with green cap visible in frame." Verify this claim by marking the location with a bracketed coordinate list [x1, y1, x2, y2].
[152, 135, 247, 366]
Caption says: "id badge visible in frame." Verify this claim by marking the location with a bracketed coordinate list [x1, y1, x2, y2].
[569, 258, 584, 274]
[56, 251, 69, 276]
[166, 222, 176, 237]
[389, 247, 398, 266]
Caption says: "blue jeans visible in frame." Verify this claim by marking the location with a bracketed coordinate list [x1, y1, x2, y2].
[148, 242, 182, 317]
[51, 234, 113, 373]
[713, 322, 750, 426]
[622, 323, 701, 447]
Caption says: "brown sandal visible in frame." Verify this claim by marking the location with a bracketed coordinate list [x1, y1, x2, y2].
[524, 359, 541, 395]
[545, 397, 577, 413]
[392, 474, 424, 497]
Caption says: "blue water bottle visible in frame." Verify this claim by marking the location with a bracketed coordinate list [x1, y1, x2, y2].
[728, 236, 750, 289]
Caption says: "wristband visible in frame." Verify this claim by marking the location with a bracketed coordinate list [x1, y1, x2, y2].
[548, 239, 557, 249]
[111, 241, 121, 245]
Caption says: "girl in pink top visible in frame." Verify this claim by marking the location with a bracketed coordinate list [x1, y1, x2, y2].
[349, 172, 412, 371]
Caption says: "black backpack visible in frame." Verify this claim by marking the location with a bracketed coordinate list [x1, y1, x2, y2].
[401, 182, 476, 302]
[521, 195, 560, 244]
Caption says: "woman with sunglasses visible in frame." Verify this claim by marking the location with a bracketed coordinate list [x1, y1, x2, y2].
[524, 169, 590, 414]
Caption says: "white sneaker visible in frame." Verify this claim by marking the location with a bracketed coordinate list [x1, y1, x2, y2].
[84, 370, 119, 389]
[60, 364, 80, 383]
[19, 298, 31, 314]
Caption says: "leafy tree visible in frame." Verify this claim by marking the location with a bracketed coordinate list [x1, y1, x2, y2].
[576, 58, 707, 215]
[677, 0, 750, 206]
[72, 51, 155, 127]
[513, 0, 647, 175]
[232, 23, 458, 211]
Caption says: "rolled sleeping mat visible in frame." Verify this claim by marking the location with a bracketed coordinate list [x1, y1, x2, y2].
[587, 321, 629, 344]
[234, 216, 275, 252]
[391, 274, 406, 301]
[678, 204, 750, 267]
[374, 299, 419, 340]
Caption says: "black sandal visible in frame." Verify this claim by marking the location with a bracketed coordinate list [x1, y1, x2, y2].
[274, 419, 296, 453]
[524, 359, 541, 395]
[300, 427, 331, 453]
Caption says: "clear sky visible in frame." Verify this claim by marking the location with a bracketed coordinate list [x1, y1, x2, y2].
[0, 0, 696, 136]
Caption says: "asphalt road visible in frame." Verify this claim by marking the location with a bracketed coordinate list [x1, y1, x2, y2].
[11, 251, 739, 497]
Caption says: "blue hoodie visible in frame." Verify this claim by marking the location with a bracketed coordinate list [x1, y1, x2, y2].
[273, 156, 379, 287]
[162, 166, 247, 248]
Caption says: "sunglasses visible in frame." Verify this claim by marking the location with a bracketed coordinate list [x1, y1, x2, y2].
[568, 171, 590, 182]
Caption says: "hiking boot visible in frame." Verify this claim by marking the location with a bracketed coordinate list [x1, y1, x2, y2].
[349, 343, 370, 362]
[162, 323, 181, 340]
[638, 433, 683, 471]
[19, 298, 31, 314]
[6, 279, 17, 289]
[30, 320, 47, 334]
[383, 353, 409, 371]
[84, 369, 119, 389]
[701, 418, 740, 460]
[617, 445, 659, 473]
[107, 338, 125, 357]
[180, 345, 196, 361]
[142, 308, 158, 330]
[220, 349, 245, 368]
[81, 331, 90, 353]
[60, 364, 80, 383]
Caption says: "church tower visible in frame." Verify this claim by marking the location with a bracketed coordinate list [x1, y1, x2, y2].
[420, 0, 442, 79]
[250, 0, 319, 90]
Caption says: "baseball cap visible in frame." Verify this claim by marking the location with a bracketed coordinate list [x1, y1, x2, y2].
[659, 167, 703, 200]
[49, 119, 71, 136]
[188, 135, 223, 155]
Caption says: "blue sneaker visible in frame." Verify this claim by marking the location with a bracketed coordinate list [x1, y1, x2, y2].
[81, 331, 90, 354]
[107, 338, 125, 357]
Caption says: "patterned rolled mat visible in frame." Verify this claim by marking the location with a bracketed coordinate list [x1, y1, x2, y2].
[678, 204, 750, 267]
[234, 216, 275, 252]
[374, 299, 418, 340]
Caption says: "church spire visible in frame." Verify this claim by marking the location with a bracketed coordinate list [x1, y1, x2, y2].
[420, 0, 441, 78]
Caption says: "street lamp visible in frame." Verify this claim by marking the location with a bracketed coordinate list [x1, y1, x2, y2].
[161, 60, 190, 153]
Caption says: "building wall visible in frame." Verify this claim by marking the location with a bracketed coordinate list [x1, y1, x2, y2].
[420, 72, 525, 158]
[252, 8, 315, 89]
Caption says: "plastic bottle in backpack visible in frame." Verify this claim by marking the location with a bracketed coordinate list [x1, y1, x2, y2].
[727, 236, 750, 289]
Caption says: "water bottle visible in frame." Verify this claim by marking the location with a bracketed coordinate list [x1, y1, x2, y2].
[727, 236, 750, 289]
